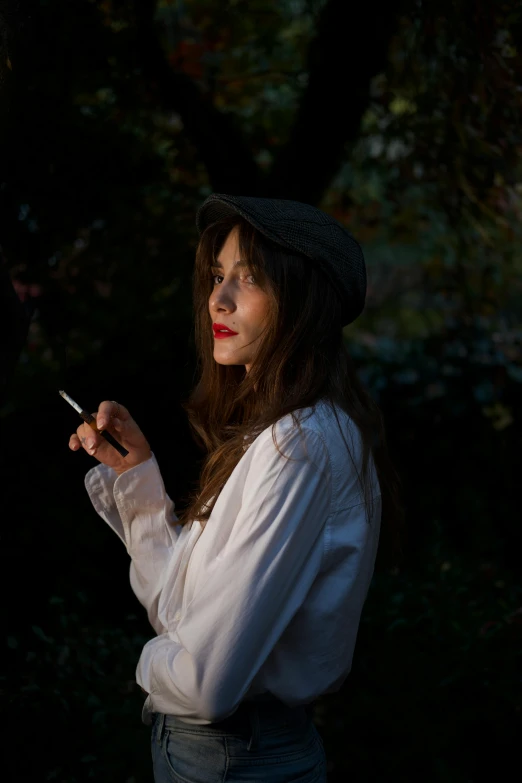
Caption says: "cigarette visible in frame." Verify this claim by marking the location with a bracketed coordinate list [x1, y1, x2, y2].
[59, 390, 129, 458]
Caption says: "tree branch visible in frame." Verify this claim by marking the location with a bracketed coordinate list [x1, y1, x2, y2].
[133, 0, 261, 195]
[264, 0, 402, 205]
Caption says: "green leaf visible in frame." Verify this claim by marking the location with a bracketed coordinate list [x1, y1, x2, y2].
[32, 626, 54, 644]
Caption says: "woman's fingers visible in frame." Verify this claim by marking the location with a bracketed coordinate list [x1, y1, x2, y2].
[67, 400, 151, 473]
[96, 399, 130, 431]
[69, 404, 130, 455]
[70, 418, 100, 455]
[69, 429, 91, 452]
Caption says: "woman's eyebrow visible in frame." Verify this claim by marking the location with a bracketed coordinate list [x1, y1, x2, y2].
[212, 259, 250, 269]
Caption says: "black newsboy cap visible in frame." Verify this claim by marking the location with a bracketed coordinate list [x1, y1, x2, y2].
[196, 194, 366, 327]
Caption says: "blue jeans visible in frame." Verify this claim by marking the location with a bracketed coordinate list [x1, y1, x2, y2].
[150, 695, 327, 782]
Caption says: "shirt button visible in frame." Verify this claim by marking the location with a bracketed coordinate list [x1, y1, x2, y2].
[174, 611, 181, 621]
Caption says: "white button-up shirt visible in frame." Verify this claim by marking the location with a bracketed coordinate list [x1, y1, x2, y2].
[85, 400, 381, 725]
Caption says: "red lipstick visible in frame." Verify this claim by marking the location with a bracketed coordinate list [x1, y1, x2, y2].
[213, 322, 238, 338]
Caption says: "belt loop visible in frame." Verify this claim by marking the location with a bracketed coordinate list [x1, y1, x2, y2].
[246, 704, 260, 752]
[156, 713, 166, 746]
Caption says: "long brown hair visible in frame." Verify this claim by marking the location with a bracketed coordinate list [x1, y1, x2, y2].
[177, 214, 404, 567]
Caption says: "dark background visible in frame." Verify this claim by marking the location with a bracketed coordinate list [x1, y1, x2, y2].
[1, 1, 521, 780]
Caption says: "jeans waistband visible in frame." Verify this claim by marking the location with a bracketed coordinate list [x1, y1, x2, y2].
[162, 694, 309, 728]
[215, 694, 310, 729]
[155, 694, 314, 753]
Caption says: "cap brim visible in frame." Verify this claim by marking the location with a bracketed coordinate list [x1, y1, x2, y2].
[196, 198, 242, 235]
[195, 194, 297, 255]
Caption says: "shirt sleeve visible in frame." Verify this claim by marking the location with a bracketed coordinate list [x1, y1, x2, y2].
[135, 425, 332, 722]
[85, 453, 180, 634]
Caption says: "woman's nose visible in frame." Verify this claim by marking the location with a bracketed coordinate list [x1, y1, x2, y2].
[210, 285, 235, 311]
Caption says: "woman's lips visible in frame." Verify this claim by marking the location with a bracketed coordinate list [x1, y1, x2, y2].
[213, 331, 237, 339]
[213, 323, 238, 338]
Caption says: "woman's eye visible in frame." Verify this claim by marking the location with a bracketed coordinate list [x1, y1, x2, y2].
[211, 273, 256, 285]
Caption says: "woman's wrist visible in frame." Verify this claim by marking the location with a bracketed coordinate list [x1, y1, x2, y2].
[114, 451, 152, 476]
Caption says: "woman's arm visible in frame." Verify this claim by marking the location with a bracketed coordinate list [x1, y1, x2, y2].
[85, 453, 180, 634]
[135, 426, 333, 722]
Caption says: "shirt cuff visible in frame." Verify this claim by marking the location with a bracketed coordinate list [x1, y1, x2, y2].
[84, 453, 179, 550]
[136, 632, 204, 721]
[85, 460, 125, 544]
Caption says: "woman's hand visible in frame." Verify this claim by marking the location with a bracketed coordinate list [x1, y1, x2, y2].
[68, 400, 152, 475]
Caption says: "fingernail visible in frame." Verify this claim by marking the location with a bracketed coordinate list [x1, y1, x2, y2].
[112, 417, 121, 429]
[97, 418, 107, 429]
[87, 440, 95, 450]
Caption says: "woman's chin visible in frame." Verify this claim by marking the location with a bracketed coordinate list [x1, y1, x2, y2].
[213, 354, 240, 366]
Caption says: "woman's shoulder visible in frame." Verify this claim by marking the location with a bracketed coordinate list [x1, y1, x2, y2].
[286, 398, 355, 437]
[251, 399, 356, 456]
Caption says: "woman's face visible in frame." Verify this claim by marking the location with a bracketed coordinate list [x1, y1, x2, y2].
[208, 226, 271, 373]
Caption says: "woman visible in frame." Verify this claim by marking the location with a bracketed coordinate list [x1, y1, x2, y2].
[69, 194, 403, 782]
